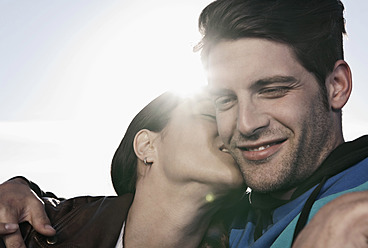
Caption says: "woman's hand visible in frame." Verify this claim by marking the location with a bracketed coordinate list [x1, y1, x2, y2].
[293, 191, 368, 248]
[0, 223, 18, 235]
[0, 177, 56, 247]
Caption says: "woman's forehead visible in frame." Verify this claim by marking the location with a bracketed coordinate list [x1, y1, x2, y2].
[183, 92, 215, 114]
[162, 92, 217, 137]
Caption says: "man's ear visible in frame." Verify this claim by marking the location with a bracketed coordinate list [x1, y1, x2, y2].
[133, 129, 157, 168]
[326, 60, 352, 110]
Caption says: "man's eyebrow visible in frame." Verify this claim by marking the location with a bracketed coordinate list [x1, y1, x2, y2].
[207, 76, 297, 95]
[251, 76, 298, 89]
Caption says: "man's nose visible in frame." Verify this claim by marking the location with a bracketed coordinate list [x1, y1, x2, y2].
[236, 101, 269, 137]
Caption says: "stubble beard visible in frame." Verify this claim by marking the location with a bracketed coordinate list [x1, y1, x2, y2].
[230, 103, 333, 195]
[232, 138, 302, 194]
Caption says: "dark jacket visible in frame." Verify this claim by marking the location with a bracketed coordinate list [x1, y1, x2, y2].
[0, 180, 238, 248]
[8, 194, 133, 248]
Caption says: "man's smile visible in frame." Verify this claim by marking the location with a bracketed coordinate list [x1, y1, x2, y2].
[237, 139, 287, 161]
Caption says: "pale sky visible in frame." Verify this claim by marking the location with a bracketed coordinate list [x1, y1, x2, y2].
[1, 0, 367, 197]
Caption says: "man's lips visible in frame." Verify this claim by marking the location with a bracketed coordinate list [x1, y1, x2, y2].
[237, 139, 286, 161]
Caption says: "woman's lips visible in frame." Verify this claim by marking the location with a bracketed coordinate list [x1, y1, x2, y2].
[239, 139, 286, 161]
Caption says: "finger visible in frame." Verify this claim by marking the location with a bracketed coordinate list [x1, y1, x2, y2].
[2, 229, 26, 248]
[0, 223, 18, 235]
[27, 201, 56, 236]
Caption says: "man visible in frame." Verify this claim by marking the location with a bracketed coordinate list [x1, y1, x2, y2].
[195, 0, 368, 247]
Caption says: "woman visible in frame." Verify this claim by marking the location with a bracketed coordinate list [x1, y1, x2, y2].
[0, 91, 246, 247]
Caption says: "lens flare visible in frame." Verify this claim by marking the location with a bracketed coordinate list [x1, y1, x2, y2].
[205, 193, 215, 202]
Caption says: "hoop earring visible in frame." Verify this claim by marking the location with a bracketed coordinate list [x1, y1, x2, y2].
[144, 157, 149, 166]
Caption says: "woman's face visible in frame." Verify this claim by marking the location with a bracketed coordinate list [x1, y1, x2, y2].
[155, 92, 244, 189]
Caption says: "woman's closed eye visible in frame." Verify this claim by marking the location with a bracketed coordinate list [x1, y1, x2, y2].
[214, 95, 237, 111]
[201, 113, 216, 121]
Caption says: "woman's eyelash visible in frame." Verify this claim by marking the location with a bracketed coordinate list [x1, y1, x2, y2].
[202, 114, 216, 120]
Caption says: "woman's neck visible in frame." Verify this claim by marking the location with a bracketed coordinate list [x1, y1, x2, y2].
[124, 177, 233, 248]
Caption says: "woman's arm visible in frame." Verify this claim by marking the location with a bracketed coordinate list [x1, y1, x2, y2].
[292, 191, 368, 248]
[0, 177, 56, 248]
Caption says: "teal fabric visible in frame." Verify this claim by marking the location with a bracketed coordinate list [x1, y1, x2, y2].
[230, 152, 368, 248]
[271, 180, 368, 247]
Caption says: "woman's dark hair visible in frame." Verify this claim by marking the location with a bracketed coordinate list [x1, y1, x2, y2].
[195, 0, 346, 108]
[111, 92, 182, 195]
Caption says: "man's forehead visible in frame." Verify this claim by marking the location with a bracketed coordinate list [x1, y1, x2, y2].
[207, 38, 297, 66]
[206, 38, 305, 90]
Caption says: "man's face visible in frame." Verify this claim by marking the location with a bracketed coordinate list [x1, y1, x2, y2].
[207, 38, 336, 195]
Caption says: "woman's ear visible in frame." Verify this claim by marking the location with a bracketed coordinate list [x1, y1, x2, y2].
[133, 129, 158, 169]
[326, 60, 352, 110]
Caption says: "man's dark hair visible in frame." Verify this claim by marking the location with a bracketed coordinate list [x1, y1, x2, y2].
[111, 92, 181, 195]
[195, 0, 346, 107]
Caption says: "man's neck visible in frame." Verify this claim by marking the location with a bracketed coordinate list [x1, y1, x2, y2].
[270, 136, 345, 201]
[270, 187, 297, 200]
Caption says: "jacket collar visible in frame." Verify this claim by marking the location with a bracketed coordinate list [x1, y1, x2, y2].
[250, 135, 368, 210]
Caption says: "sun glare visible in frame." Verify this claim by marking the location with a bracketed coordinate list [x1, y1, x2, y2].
[2, 0, 368, 198]
[0, 1, 213, 196]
